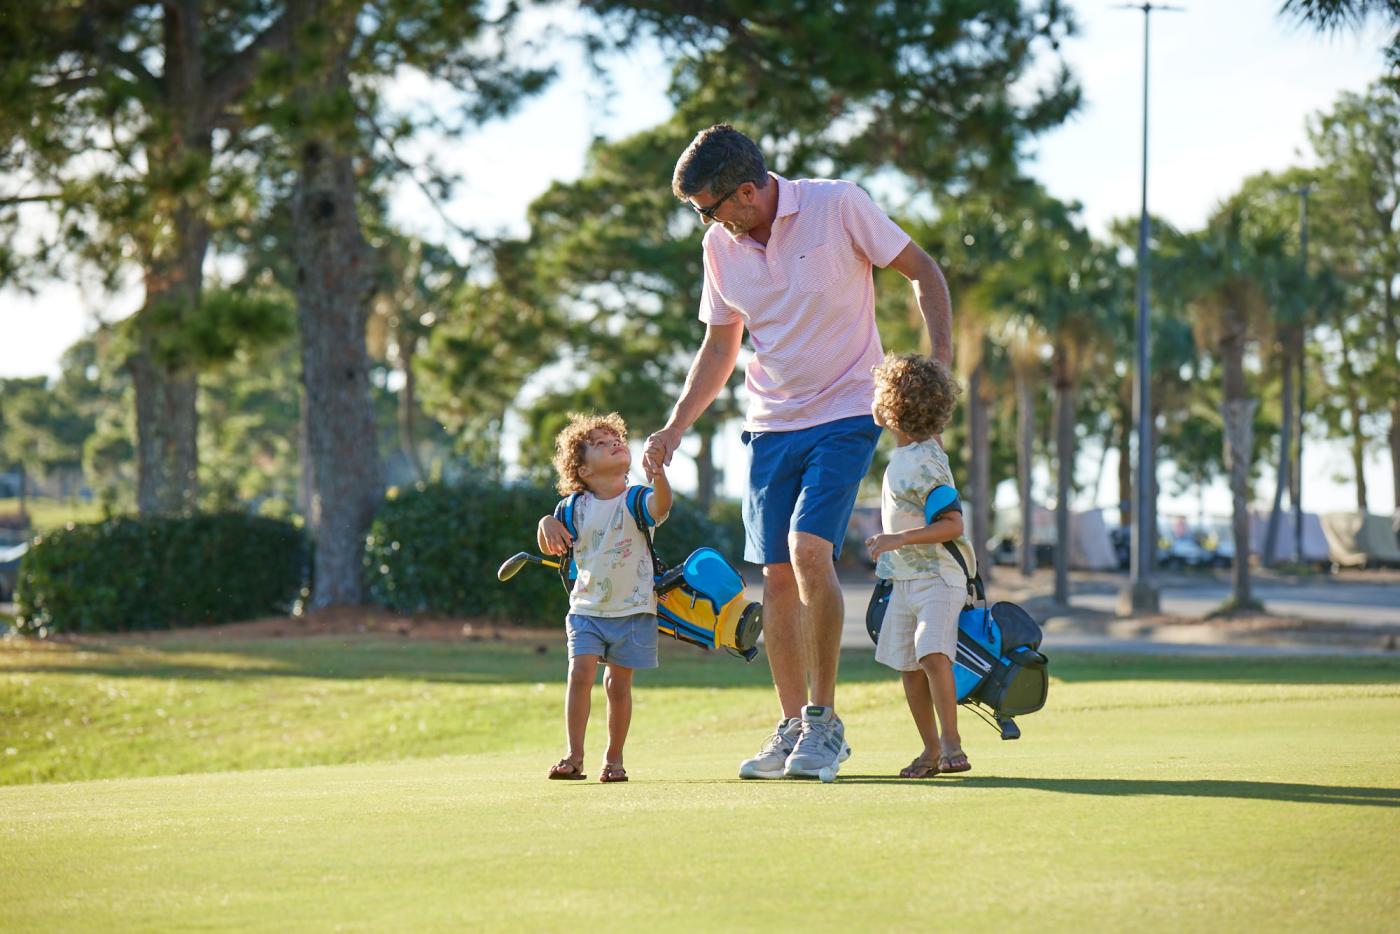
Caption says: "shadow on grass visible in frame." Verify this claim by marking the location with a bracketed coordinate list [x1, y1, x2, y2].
[833, 775, 1400, 807]
[5, 639, 1400, 689]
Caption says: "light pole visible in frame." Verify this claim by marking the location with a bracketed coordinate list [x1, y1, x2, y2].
[1118, 2, 1181, 616]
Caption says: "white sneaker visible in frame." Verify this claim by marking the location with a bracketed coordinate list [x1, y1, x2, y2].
[783, 705, 849, 783]
[738, 718, 803, 779]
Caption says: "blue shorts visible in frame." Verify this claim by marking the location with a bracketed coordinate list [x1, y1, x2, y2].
[741, 414, 883, 565]
[565, 613, 659, 669]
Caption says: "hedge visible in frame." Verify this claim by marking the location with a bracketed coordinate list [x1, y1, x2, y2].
[15, 513, 309, 634]
[365, 481, 745, 625]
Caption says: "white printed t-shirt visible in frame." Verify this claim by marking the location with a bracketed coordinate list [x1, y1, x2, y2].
[877, 438, 977, 584]
[698, 174, 912, 432]
[569, 488, 666, 618]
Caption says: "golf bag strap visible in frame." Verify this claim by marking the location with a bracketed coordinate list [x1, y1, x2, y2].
[924, 485, 985, 603]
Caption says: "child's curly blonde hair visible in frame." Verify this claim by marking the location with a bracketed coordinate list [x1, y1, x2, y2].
[552, 411, 629, 496]
[871, 353, 962, 440]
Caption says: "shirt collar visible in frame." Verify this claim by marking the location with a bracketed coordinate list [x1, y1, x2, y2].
[719, 172, 798, 244]
[773, 173, 799, 219]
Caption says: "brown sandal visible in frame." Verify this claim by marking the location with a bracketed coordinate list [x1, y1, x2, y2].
[599, 762, 628, 783]
[548, 758, 586, 780]
[898, 756, 940, 779]
[938, 749, 971, 774]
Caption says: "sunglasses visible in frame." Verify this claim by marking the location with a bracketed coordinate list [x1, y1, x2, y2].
[693, 185, 740, 220]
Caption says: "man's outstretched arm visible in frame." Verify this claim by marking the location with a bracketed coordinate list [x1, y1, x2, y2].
[642, 320, 744, 474]
[887, 241, 953, 367]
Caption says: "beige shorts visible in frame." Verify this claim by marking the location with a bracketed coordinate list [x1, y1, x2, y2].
[874, 576, 965, 672]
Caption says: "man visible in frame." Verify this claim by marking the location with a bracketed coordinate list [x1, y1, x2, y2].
[643, 124, 952, 782]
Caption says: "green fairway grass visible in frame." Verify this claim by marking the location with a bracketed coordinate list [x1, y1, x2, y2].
[2, 635, 1398, 930]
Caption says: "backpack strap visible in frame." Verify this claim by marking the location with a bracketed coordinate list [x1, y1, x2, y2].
[625, 484, 665, 577]
[553, 493, 583, 586]
[554, 493, 582, 540]
[924, 485, 985, 603]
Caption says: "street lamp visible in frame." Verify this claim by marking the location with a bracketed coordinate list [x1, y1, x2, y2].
[1117, 2, 1181, 617]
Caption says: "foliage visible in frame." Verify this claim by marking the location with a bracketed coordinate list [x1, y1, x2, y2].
[1279, 0, 1400, 73]
[198, 335, 304, 516]
[589, 0, 1079, 189]
[365, 479, 743, 623]
[14, 513, 309, 634]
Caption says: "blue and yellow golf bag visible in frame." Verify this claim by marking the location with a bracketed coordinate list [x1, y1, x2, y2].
[555, 486, 762, 661]
[865, 485, 1049, 739]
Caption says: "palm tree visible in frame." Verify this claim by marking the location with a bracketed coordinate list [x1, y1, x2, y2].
[1183, 200, 1288, 612]
[1278, 1, 1400, 71]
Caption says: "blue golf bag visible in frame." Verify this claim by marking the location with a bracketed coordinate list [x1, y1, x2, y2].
[865, 485, 1049, 739]
[555, 486, 761, 661]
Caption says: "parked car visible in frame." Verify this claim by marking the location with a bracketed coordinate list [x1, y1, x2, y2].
[1159, 535, 1211, 570]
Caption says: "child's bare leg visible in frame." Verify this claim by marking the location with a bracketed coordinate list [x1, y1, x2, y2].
[603, 663, 634, 764]
[565, 654, 599, 764]
[919, 652, 961, 752]
[900, 669, 940, 758]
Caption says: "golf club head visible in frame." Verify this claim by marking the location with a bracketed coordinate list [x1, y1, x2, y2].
[497, 552, 535, 581]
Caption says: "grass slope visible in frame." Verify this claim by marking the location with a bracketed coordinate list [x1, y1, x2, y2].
[2, 637, 1398, 931]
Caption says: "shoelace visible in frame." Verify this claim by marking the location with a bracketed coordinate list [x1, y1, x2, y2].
[760, 725, 795, 756]
[798, 719, 842, 756]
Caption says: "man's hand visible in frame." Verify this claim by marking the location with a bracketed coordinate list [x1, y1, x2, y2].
[642, 426, 682, 477]
[538, 516, 573, 556]
[865, 531, 906, 561]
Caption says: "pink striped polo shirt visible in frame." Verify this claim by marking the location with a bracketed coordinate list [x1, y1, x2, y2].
[698, 173, 911, 432]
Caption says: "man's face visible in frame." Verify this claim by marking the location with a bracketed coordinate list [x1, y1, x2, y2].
[578, 428, 630, 482]
[690, 182, 757, 236]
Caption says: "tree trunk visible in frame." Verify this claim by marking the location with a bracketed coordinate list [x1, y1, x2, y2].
[1263, 338, 1294, 566]
[695, 426, 716, 514]
[290, 1, 382, 607]
[129, 350, 200, 514]
[130, 0, 210, 516]
[1338, 324, 1369, 512]
[297, 386, 313, 520]
[16, 463, 27, 524]
[1386, 281, 1399, 515]
[1390, 403, 1400, 518]
[397, 334, 424, 484]
[968, 361, 992, 585]
[1016, 369, 1036, 577]
[1052, 348, 1074, 606]
[1220, 324, 1256, 610]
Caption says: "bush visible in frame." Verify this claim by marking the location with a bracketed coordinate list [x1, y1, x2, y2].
[365, 481, 741, 625]
[15, 513, 309, 634]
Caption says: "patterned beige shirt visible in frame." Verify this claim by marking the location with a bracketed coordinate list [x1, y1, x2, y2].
[877, 438, 976, 584]
[569, 489, 664, 617]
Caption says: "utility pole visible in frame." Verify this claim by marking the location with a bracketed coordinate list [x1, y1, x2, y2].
[1118, 2, 1182, 616]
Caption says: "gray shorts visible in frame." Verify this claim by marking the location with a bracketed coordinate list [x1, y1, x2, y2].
[565, 613, 659, 669]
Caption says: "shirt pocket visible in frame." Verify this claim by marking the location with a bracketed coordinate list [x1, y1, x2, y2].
[789, 243, 848, 292]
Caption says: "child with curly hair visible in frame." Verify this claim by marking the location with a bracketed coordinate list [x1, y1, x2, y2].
[536, 412, 671, 783]
[864, 353, 977, 778]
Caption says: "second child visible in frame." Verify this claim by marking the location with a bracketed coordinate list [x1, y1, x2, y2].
[864, 354, 977, 778]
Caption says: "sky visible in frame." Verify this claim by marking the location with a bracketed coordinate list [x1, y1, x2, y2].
[1, 0, 1394, 517]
